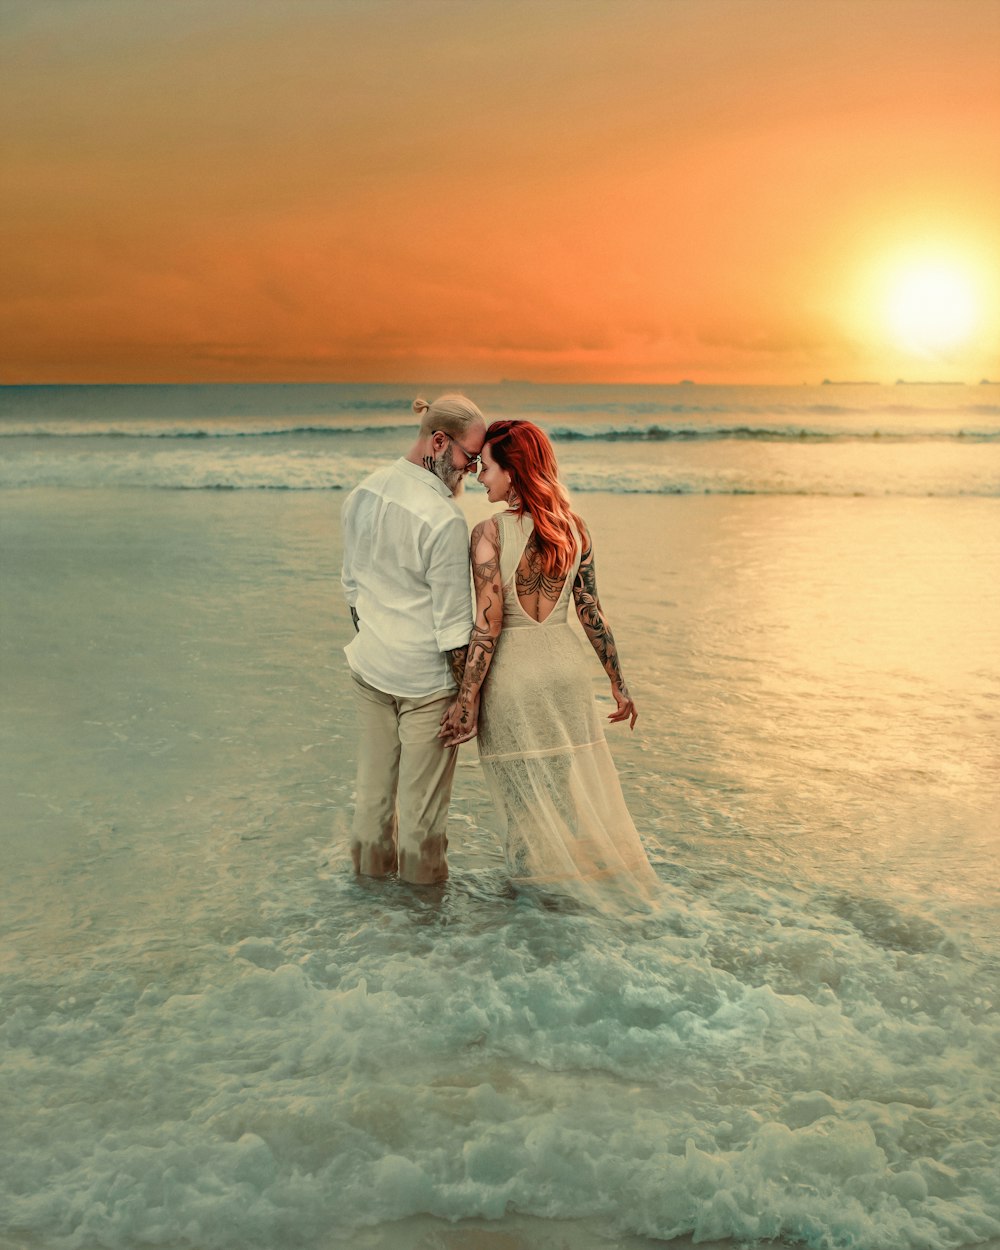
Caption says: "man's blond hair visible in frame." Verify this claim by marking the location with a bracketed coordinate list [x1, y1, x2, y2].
[412, 394, 485, 440]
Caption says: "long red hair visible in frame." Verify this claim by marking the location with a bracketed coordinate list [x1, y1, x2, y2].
[485, 419, 584, 578]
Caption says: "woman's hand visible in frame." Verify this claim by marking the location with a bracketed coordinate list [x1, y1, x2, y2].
[439, 694, 480, 746]
[607, 682, 638, 729]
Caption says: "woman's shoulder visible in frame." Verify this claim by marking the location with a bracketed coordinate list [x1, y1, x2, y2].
[470, 513, 500, 538]
[470, 513, 502, 552]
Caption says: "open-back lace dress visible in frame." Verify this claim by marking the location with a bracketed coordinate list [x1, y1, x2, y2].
[477, 512, 658, 908]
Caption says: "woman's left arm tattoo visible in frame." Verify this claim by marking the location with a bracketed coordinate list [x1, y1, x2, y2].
[573, 542, 629, 693]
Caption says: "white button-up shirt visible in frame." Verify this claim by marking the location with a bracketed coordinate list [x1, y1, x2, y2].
[341, 458, 473, 697]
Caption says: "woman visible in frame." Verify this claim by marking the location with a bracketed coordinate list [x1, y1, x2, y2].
[440, 420, 657, 907]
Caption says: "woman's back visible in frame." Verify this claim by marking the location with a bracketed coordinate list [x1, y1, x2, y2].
[481, 511, 656, 908]
[496, 512, 580, 628]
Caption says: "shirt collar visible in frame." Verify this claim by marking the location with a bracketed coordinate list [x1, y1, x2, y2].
[395, 457, 453, 500]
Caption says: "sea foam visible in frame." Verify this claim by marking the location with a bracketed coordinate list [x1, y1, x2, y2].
[3, 873, 998, 1250]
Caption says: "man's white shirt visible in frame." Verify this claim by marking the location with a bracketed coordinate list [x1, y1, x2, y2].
[341, 458, 473, 697]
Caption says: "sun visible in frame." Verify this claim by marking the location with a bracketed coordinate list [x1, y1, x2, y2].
[849, 230, 997, 375]
[883, 257, 979, 357]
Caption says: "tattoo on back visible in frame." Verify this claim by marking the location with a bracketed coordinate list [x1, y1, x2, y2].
[515, 532, 564, 604]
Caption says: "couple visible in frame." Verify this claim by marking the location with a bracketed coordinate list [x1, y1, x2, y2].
[341, 393, 656, 906]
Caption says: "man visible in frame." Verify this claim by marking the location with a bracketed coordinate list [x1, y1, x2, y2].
[340, 393, 486, 884]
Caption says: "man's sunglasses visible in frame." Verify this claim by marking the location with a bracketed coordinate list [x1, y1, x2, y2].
[435, 431, 481, 472]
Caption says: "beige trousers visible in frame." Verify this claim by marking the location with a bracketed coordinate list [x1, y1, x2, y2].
[349, 672, 457, 884]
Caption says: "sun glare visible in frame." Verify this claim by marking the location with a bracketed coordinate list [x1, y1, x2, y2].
[848, 234, 996, 375]
[882, 257, 979, 356]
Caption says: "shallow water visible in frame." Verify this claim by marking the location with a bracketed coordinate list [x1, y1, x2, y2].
[1, 487, 998, 1250]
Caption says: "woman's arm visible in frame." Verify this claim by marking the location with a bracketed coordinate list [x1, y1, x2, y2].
[572, 524, 638, 728]
[439, 517, 504, 745]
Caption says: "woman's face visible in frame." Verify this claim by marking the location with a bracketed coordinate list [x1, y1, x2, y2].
[477, 442, 512, 504]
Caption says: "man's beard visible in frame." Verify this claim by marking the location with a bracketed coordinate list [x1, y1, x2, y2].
[432, 448, 464, 496]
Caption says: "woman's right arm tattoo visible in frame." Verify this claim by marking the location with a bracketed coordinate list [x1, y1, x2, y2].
[457, 521, 504, 707]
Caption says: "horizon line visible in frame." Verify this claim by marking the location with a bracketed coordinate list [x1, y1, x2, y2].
[1, 377, 994, 390]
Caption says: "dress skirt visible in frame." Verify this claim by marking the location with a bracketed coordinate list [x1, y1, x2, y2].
[478, 619, 658, 910]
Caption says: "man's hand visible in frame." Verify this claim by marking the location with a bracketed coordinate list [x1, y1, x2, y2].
[439, 694, 479, 746]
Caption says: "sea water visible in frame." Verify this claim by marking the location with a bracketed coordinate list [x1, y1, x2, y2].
[1, 383, 998, 1250]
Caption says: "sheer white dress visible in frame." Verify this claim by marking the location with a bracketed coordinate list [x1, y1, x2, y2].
[477, 512, 658, 908]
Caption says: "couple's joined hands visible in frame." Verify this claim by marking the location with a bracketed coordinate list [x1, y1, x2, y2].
[439, 694, 479, 747]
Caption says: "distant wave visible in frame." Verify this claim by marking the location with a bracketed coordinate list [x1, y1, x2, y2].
[2, 459, 996, 497]
[518, 400, 1000, 419]
[0, 423, 413, 440]
[3, 380, 998, 496]
[17, 482, 1000, 498]
[548, 423, 1000, 444]
[2, 421, 998, 444]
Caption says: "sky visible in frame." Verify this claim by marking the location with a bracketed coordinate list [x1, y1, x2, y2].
[1, 0, 999, 385]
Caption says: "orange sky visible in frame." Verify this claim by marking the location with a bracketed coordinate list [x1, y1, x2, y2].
[1, 0, 998, 384]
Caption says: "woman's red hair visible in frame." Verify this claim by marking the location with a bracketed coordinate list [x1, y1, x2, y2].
[485, 420, 584, 579]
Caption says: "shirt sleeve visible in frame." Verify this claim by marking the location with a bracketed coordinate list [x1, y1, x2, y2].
[340, 491, 358, 607]
[425, 513, 474, 652]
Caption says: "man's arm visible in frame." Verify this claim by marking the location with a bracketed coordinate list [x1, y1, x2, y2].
[425, 513, 477, 674]
[341, 490, 360, 626]
[446, 646, 467, 686]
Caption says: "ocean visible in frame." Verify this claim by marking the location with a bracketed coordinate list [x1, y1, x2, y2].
[1, 382, 998, 1250]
